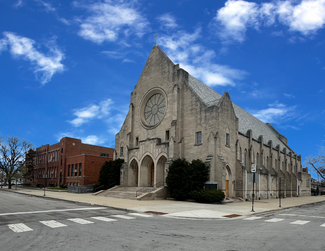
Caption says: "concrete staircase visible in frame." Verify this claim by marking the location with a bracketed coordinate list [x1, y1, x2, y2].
[96, 186, 140, 200]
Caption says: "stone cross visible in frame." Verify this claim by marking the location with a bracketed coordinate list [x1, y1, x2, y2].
[154, 33, 158, 45]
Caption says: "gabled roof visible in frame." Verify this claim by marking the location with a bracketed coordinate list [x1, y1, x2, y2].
[186, 64, 291, 154]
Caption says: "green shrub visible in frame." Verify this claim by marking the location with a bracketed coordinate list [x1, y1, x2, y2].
[166, 158, 209, 200]
[190, 189, 225, 203]
[98, 159, 124, 188]
[59, 184, 67, 189]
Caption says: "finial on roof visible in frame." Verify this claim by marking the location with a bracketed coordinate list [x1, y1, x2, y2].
[154, 33, 158, 45]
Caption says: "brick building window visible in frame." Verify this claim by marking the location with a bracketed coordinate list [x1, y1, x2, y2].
[100, 153, 109, 157]
[75, 163, 78, 176]
[68, 165, 70, 176]
[71, 164, 74, 176]
[79, 163, 82, 176]
[196, 131, 202, 144]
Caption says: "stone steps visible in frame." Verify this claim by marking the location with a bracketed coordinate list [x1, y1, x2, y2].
[99, 186, 142, 200]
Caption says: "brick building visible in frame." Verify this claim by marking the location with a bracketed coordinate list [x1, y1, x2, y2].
[31, 137, 114, 187]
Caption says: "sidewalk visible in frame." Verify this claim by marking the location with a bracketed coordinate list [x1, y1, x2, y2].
[2, 186, 325, 219]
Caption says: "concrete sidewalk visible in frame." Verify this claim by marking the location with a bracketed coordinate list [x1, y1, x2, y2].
[2, 186, 325, 219]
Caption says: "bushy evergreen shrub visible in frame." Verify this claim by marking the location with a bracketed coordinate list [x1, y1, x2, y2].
[166, 158, 209, 200]
[98, 159, 124, 188]
[190, 189, 225, 203]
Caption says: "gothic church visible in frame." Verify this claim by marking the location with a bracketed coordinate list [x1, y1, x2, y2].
[115, 45, 311, 199]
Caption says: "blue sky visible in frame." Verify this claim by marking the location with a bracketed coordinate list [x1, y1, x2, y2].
[0, 0, 324, 176]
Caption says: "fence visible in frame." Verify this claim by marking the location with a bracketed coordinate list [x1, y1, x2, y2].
[68, 184, 94, 193]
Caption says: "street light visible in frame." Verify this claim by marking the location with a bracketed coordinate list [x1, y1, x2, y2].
[43, 174, 47, 196]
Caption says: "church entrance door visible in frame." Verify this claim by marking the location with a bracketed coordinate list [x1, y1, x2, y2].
[151, 163, 154, 187]
[226, 180, 229, 197]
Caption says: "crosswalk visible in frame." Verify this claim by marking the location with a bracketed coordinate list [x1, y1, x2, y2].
[243, 216, 325, 228]
[5, 213, 153, 233]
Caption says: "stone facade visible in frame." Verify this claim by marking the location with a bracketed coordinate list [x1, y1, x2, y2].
[115, 45, 311, 199]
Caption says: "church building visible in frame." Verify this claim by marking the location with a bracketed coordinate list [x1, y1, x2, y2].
[115, 45, 311, 199]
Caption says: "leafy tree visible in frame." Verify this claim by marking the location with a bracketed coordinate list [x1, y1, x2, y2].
[304, 148, 325, 181]
[98, 159, 124, 188]
[0, 136, 33, 189]
[166, 158, 209, 200]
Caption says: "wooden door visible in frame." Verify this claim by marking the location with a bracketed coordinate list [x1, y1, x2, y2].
[225, 180, 229, 197]
[151, 163, 154, 187]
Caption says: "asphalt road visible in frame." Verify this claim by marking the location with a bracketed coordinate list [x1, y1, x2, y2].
[1, 191, 325, 251]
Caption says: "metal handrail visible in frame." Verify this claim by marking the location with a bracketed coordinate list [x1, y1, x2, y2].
[135, 181, 164, 197]
[94, 182, 118, 192]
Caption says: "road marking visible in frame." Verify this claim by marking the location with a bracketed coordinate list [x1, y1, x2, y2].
[129, 213, 153, 218]
[68, 218, 94, 224]
[279, 214, 325, 219]
[279, 214, 299, 216]
[265, 218, 284, 223]
[111, 215, 135, 220]
[8, 223, 33, 233]
[290, 220, 310, 225]
[91, 216, 117, 222]
[40, 220, 67, 228]
[0, 207, 107, 216]
[243, 217, 262, 221]
[320, 223, 325, 227]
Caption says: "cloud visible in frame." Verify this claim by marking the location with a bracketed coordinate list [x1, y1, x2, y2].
[160, 28, 247, 87]
[14, 0, 24, 8]
[213, 0, 325, 43]
[76, 1, 150, 44]
[82, 135, 104, 145]
[283, 93, 295, 98]
[0, 32, 64, 84]
[252, 102, 296, 123]
[157, 13, 178, 29]
[35, 0, 55, 12]
[69, 98, 113, 127]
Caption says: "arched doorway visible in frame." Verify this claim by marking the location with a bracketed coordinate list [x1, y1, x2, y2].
[156, 155, 167, 187]
[140, 155, 154, 187]
[129, 159, 139, 187]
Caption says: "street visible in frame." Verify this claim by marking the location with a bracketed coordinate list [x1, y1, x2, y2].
[1, 191, 325, 251]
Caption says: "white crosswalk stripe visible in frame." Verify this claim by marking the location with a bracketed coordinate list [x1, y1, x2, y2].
[128, 213, 153, 218]
[91, 216, 117, 222]
[40, 220, 67, 228]
[8, 223, 33, 233]
[290, 220, 310, 225]
[243, 216, 262, 221]
[265, 218, 284, 223]
[320, 223, 325, 227]
[111, 215, 135, 220]
[68, 218, 94, 224]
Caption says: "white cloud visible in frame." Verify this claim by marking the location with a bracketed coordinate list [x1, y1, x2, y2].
[215, 0, 259, 42]
[76, 1, 149, 44]
[252, 102, 296, 123]
[14, 0, 24, 8]
[160, 29, 247, 87]
[214, 0, 325, 43]
[69, 98, 113, 127]
[157, 13, 178, 29]
[0, 32, 64, 84]
[283, 93, 295, 98]
[82, 135, 104, 145]
[35, 0, 55, 12]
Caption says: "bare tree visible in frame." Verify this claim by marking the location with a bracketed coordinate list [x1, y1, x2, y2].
[304, 148, 325, 181]
[0, 136, 33, 189]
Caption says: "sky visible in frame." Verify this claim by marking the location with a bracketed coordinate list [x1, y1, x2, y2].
[0, 0, 324, 177]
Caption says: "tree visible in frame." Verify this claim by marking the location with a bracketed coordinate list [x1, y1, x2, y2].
[0, 136, 33, 189]
[24, 148, 36, 182]
[166, 158, 209, 200]
[98, 159, 124, 188]
[304, 148, 325, 181]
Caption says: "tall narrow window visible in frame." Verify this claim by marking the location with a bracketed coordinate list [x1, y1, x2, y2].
[244, 149, 247, 167]
[79, 163, 82, 176]
[68, 165, 70, 176]
[256, 153, 259, 167]
[71, 164, 74, 176]
[75, 163, 78, 176]
[196, 131, 202, 144]
[120, 147, 124, 156]
[165, 130, 170, 141]
[136, 137, 139, 146]
[226, 133, 230, 146]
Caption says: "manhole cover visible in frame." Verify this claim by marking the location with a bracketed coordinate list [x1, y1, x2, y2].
[223, 214, 242, 218]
